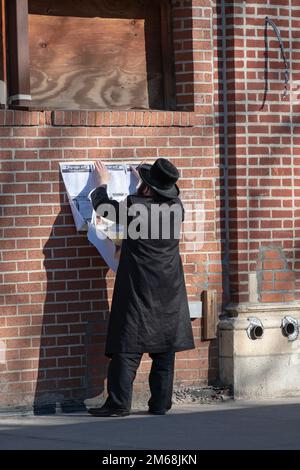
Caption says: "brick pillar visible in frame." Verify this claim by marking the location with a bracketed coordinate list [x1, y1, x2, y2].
[216, 0, 298, 304]
[218, 0, 300, 399]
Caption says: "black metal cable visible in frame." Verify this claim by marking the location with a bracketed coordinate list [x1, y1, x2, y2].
[265, 17, 289, 97]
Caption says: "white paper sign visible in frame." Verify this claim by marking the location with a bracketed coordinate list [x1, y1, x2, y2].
[87, 217, 120, 273]
[59, 161, 138, 231]
[60, 161, 139, 271]
[106, 164, 138, 201]
[59, 161, 98, 231]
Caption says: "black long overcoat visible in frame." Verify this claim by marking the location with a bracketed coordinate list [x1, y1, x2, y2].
[91, 186, 195, 357]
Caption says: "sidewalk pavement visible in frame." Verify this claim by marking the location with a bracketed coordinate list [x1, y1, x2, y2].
[0, 398, 300, 450]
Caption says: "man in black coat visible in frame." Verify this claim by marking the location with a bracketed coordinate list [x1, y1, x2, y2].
[88, 158, 195, 417]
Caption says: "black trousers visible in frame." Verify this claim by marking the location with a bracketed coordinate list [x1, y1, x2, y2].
[104, 351, 175, 412]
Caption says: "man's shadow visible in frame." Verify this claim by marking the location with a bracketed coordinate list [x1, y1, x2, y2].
[33, 181, 111, 414]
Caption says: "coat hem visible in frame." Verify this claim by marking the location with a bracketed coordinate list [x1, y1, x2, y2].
[105, 343, 195, 358]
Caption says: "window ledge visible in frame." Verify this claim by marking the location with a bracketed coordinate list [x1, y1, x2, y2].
[51, 110, 197, 127]
[0, 109, 199, 127]
[0, 110, 44, 126]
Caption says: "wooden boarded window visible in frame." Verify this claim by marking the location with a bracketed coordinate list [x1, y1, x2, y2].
[23, 0, 175, 110]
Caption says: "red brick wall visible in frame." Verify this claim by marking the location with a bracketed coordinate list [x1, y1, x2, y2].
[215, 0, 300, 304]
[0, 0, 220, 410]
[7, 0, 300, 410]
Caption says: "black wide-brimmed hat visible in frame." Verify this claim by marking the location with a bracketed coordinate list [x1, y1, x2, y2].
[138, 158, 180, 198]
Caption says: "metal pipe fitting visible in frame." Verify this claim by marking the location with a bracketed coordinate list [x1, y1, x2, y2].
[281, 316, 299, 341]
[246, 317, 264, 340]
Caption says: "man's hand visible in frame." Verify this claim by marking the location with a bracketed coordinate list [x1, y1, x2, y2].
[130, 161, 146, 182]
[94, 161, 111, 186]
[130, 165, 140, 181]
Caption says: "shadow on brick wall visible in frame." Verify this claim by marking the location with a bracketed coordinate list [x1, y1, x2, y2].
[216, 2, 244, 307]
[33, 180, 110, 414]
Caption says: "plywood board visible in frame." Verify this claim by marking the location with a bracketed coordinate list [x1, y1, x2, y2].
[29, 15, 149, 109]
[28, 0, 165, 110]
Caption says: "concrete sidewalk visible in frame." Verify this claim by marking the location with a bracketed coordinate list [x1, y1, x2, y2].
[1, 398, 300, 450]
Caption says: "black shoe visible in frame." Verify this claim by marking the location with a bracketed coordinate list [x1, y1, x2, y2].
[148, 408, 167, 415]
[88, 406, 130, 417]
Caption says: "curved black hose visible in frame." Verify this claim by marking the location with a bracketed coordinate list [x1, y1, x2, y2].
[265, 16, 290, 96]
[265, 17, 289, 97]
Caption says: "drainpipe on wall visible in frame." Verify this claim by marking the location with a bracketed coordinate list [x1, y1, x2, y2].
[220, 0, 230, 301]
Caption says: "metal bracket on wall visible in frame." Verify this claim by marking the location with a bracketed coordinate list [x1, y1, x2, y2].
[281, 316, 299, 342]
[202, 290, 218, 339]
[188, 300, 202, 319]
[246, 317, 264, 340]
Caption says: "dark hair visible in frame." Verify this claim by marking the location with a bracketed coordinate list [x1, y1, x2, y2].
[136, 182, 171, 202]
[137, 181, 153, 196]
